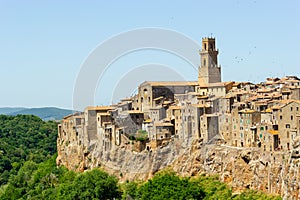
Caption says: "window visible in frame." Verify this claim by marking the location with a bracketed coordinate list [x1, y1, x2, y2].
[287, 132, 290, 138]
[280, 115, 282, 120]
[260, 127, 264, 131]
[297, 107, 299, 111]
[291, 107, 293, 111]
[203, 59, 206, 67]
[291, 115, 294, 120]
[286, 124, 290, 128]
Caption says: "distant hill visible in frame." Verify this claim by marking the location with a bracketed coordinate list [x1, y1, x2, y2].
[0, 107, 28, 114]
[3, 107, 75, 121]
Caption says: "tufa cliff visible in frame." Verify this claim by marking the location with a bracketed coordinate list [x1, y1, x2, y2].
[57, 128, 300, 199]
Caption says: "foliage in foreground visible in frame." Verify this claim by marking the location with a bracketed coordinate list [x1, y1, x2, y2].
[122, 173, 281, 200]
[0, 155, 281, 200]
[136, 171, 205, 200]
[0, 155, 120, 200]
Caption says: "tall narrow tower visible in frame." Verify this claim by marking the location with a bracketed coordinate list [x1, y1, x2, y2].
[198, 37, 221, 85]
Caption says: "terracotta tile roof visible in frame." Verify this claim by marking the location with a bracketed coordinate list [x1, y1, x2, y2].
[192, 104, 210, 108]
[265, 108, 273, 113]
[144, 119, 152, 123]
[201, 81, 234, 88]
[85, 106, 114, 111]
[268, 130, 279, 135]
[238, 109, 256, 114]
[142, 81, 199, 87]
[99, 113, 110, 116]
[153, 96, 164, 101]
[169, 105, 181, 110]
[154, 122, 174, 127]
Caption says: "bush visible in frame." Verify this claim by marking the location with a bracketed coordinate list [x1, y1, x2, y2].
[137, 171, 205, 200]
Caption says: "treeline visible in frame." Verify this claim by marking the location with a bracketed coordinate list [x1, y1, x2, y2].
[0, 115, 281, 199]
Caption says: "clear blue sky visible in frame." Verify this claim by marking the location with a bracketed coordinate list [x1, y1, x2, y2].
[0, 1, 299, 109]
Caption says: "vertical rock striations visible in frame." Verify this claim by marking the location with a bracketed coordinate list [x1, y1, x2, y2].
[57, 133, 300, 199]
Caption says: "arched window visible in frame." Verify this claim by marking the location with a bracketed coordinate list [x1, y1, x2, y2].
[143, 88, 148, 95]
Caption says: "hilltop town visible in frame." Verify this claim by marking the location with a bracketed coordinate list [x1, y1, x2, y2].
[56, 38, 300, 198]
[57, 37, 300, 155]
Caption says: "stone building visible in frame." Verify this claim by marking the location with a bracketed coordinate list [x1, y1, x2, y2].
[237, 109, 261, 147]
[134, 81, 198, 116]
[277, 101, 300, 150]
[148, 122, 174, 149]
[198, 37, 221, 85]
[200, 114, 220, 143]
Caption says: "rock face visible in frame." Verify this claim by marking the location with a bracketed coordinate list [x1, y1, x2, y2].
[57, 135, 300, 199]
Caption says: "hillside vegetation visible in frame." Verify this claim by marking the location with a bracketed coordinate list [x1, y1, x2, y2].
[0, 114, 281, 199]
[0, 115, 57, 186]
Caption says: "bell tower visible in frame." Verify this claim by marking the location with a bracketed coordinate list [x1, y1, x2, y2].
[198, 37, 221, 85]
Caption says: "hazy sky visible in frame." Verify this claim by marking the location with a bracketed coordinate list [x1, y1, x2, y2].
[0, 1, 299, 109]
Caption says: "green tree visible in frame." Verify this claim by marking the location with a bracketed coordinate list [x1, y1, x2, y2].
[137, 171, 205, 200]
[233, 190, 282, 200]
[121, 180, 138, 200]
[57, 169, 120, 200]
[194, 175, 233, 200]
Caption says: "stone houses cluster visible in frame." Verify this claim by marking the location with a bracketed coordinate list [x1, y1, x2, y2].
[58, 38, 300, 154]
